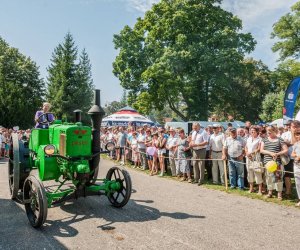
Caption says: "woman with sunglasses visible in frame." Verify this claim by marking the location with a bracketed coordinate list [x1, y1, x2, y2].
[260, 126, 288, 200]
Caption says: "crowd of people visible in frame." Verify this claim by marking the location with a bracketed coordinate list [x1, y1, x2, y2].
[101, 120, 300, 207]
[0, 127, 31, 158]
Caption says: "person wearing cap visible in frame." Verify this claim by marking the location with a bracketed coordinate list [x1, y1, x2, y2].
[223, 127, 246, 189]
[166, 127, 178, 176]
[190, 122, 209, 185]
[225, 122, 233, 137]
[209, 124, 225, 185]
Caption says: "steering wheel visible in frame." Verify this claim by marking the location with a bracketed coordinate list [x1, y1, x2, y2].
[37, 112, 55, 125]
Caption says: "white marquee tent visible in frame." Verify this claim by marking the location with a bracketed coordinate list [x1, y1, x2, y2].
[101, 106, 155, 127]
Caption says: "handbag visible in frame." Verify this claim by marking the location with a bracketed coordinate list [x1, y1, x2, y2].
[251, 153, 263, 173]
[277, 138, 290, 166]
[184, 149, 193, 158]
[280, 154, 290, 166]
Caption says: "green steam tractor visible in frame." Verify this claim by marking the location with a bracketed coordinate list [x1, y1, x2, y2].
[8, 90, 132, 228]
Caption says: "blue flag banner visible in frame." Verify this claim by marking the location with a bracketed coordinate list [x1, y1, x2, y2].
[283, 77, 300, 123]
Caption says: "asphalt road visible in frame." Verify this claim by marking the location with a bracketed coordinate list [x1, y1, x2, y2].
[0, 157, 300, 250]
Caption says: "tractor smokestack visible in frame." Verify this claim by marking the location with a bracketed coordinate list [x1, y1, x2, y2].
[88, 89, 105, 176]
[74, 109, 82, 123]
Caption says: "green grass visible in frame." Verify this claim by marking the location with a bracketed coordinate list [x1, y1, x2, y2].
[101, 155, 300, 208]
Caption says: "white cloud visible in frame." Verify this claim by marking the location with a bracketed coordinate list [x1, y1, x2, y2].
[221, 0, 298, 68]
[126, 0, 159, 12]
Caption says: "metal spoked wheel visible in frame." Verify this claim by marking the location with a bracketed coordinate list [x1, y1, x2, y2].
[8, 134, 20, 199]
[23, 175, 48, 228]
[106, 166, 132, 208]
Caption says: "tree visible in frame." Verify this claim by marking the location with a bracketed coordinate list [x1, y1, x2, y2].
[212, 58, 271, 121]
[47, 33, 94, 122]
[76, 49, 94, 123]
[272, 2, 300, 61]
[260, 91, 285, 122]
[113, 0, 255, 121]
[0, 37, 45, 128]
[271, 59, 300, 91]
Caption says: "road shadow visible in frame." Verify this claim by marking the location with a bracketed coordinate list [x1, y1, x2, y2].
[48, 196, 205, 235]
[0, 198, 68, 249]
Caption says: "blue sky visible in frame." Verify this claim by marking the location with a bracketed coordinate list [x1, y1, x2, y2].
[0, 0, 298, 105]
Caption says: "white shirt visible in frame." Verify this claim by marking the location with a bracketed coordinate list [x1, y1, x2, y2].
[137, 133, 146, 149]
[246, 136, 261, 154]
[166, 134, 178, 156]
[224, 136, 245, 158]
[192, 129, 209, 150]
[209, 132, 225, 152]
[281, 131, 293, 157]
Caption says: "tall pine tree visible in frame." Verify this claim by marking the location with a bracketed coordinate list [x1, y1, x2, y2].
[47, 33, 94, 122]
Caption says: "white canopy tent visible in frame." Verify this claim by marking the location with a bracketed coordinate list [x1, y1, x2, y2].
[101, 106, 154, 127]
[270, 118, 284, 127]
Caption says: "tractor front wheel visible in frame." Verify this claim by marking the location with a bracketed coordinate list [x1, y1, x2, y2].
[106, 166, 132, 208]
[23, 175, 48, 228]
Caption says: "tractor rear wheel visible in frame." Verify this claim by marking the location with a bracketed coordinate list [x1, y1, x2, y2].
[106, 166, 132, 208]
[8, 134, 30, 199]
[8, 134, 20, 199]
[23, 175, 48, 228]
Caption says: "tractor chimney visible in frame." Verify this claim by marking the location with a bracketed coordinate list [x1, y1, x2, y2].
[88, 89, 105, 174]
[74, 109, 82, 123]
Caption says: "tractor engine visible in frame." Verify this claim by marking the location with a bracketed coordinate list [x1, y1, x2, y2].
[29, 122, 92, 185]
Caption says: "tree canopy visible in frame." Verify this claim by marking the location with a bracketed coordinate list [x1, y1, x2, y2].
[113, 0, 257, 121]
[0, 37, 44, 128]
[47, 33, 94, 122]
[272, 2, 300, 61]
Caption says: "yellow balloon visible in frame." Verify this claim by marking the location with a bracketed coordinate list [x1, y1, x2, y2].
[266, 161, 277, 173]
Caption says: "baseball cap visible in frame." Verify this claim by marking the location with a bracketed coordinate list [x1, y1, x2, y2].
[229, 127, 236, 132]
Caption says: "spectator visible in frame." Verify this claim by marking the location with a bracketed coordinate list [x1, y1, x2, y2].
[131, 131, 140, 168]
[209, 124, 225, 185]
[281, 120, 294, 198]
[151, 132, 159, 175]
[245, 126, 263, 194]
[166, 127, 178, 176]
[175, 129, 192, 183]
[223, 127, 246, 190]
[157, 128, 167, 176]
[145, 128, 154, 173]
[260, 125, 288, 200]
[137, 127, 148, 170]
[117, 127, 127, 165]
[190, 122, 209, 185]
[291, 127, 300, 207]
[205, 125, 213, 181]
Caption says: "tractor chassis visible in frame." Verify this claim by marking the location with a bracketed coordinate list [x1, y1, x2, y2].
[46, 179, 121, 207]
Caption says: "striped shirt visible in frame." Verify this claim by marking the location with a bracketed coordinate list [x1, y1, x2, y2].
[262, 137, 285, 165]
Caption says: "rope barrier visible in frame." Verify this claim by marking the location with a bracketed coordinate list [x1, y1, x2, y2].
[118, 145, 298, 176]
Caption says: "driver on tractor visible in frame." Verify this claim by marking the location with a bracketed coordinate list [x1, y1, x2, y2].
[35, 102, 55, 129]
